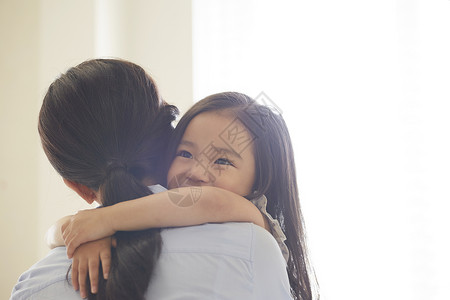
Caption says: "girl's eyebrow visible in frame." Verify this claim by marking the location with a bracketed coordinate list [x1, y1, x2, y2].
[179, 140, 195, 147]
[214, 146, 242, 159]
[180, 140, 242, 159]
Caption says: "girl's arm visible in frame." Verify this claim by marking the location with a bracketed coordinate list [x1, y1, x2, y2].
[63, 186, 266, 258]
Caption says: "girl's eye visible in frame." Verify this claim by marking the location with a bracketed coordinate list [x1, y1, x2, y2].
[214, 158, 233, 166]
[176, 150, 193, 159]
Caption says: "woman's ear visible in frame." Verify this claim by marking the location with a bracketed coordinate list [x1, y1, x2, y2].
[63, 178, 98, 204]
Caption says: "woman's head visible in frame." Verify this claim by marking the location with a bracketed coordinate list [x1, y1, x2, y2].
[39, 59, 177, 197]
[38, 58, 178, 300]
[166, 92, 314, 300]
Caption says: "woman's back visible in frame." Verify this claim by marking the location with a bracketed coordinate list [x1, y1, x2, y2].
[11, 222, 292, 299]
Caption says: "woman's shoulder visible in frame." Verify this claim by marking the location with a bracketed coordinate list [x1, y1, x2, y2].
[160, 223, 282, 261]
[250, 195, 290, 262]
[161, 223, 268, 259]
[250, 223, 287, 262]
[10, 247, 80, 300]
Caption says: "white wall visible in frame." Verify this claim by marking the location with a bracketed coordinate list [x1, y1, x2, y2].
[0, 1, 192, 298]
[0, 1, 40, 297]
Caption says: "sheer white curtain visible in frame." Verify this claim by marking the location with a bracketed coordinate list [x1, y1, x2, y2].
[193, 1, 450, 299]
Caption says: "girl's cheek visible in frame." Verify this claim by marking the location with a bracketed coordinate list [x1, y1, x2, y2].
[167, 159, 189, 183]
[166, 163, 178, 183]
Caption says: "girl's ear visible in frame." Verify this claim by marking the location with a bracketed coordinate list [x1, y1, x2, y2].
[63, 178, 98, 204]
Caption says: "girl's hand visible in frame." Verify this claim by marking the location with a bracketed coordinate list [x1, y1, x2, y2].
[45, 215, 73, 249]
[71, 237, 114, 298]
[62, 208, 115, 258]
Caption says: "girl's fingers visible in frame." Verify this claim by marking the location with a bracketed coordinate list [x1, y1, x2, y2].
[66, 239, 74, 259]
[78, 261, 88, 299]
[66, 236, 80, 259]
[61, 221, 68, 235]
[100, 250, 111, 279]
[88, 259, 99, 294]
[62, 223, 73, 244]
[71, 258, 79, 291]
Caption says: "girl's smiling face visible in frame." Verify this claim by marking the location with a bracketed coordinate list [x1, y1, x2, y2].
[167, 111, 256, 196]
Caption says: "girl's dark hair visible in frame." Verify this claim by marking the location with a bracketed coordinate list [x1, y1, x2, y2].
[38, 59, 178, 300]
[166, 92, 318, 300]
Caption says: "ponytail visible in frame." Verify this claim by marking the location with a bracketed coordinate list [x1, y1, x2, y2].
[86, 169, 161, 300]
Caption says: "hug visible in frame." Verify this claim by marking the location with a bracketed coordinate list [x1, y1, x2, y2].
[11, 59, 315, 300]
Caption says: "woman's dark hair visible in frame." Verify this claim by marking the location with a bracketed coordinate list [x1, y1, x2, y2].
[38, 59, 178, 300]
[165, 92, 318, 300]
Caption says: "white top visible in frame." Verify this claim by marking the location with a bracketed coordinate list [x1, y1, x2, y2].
[11, 186, 292, 300]
[146, 222, 292, 299]
[11, 223, 292, 300]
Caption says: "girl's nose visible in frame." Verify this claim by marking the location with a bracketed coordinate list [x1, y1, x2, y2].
[187, 160, 213, 184]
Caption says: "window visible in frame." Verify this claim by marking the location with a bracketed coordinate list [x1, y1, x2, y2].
[193, 1, 450, 299]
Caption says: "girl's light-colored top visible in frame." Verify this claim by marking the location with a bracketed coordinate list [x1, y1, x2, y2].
[251, 195, 290, 263]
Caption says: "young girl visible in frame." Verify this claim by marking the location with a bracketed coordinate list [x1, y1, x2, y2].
[55, 92, 316, 300]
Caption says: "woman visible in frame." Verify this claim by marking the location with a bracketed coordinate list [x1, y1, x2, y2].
[38, 58, 177, 299]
